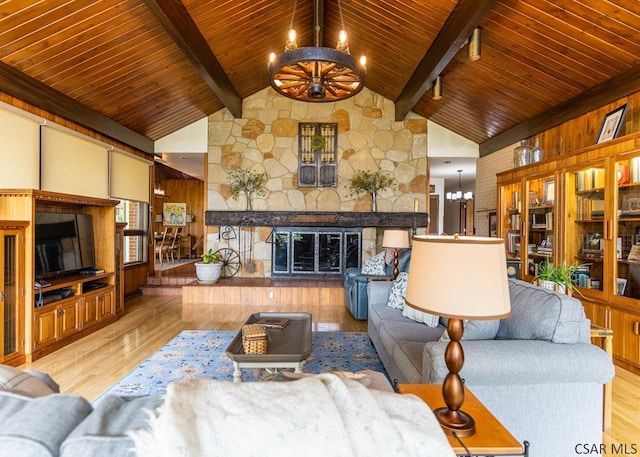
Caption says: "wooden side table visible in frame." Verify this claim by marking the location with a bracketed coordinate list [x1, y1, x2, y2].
[398, 384, 527, 456]
[590, 324, 613, 432]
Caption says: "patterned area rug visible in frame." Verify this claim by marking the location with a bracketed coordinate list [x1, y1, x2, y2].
[104, 331, 386, 398]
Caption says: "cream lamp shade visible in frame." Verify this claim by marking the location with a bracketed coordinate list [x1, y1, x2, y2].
[405, 234, 511, 320]
[382, 229, 410, 249]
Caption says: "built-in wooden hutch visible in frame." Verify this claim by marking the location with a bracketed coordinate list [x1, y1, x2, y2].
[0, 189, 122, 364]
[497, 132, 640, 375]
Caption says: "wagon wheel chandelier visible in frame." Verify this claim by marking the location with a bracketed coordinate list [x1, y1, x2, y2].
[268, 0, 367, 102]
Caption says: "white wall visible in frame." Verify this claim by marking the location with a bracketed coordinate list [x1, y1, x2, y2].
[474, 142, 518, 236]
[154, 118, 208, 153]
[427, 120, 478, 158]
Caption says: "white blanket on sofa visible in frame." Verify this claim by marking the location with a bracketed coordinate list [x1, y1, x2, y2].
[132, 373, 455, 457]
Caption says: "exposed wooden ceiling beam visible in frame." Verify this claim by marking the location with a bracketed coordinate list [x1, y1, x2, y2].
[0, 61, 154, 154]
[479, 63, 640, 156]
[394, 0, 499, 122]
[144, 0, 242, 118]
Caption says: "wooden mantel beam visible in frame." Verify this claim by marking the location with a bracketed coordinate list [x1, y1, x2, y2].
[205, 211, 429, 228]
[144, 0, 242, 119]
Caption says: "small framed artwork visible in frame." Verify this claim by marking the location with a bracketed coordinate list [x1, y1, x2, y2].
[596, 104, 627, 144]
[617, 277, 627, 296]
[543, 180, 555, 204]
[163, 202, 187, 226]
[627, 244, 640, 262]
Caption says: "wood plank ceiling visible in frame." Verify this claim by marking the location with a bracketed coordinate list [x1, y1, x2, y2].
[0, 0, 638, 157]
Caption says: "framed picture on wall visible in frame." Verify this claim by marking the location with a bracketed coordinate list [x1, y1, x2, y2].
[163, 202, 187, 226]
[596, 104, 627, 144]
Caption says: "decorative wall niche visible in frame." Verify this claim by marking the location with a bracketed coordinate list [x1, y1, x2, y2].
[298, 122, 338, 187]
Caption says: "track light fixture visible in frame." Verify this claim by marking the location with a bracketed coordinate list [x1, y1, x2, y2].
[468, 27, 481, 61]
[432, 75, 442, 100]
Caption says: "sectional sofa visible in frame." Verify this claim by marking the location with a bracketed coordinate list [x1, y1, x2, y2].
[367, 277, 615, 457]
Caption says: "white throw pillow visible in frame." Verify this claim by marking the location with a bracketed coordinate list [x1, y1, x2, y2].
[402, 305, 440, 328]
[361, 252, 386, 275]
[0, 365, 57, 397]
[386, 272, 408, 309]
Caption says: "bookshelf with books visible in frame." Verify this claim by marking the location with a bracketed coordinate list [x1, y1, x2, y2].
[497, 166, 558, 282]
[497, 180, 522, 266]
[499, 132, 640, 374]
[565, 163, 607, 301]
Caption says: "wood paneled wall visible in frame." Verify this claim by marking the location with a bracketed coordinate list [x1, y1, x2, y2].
[527, 92, 640, 160]
[153, 178, 204, 242]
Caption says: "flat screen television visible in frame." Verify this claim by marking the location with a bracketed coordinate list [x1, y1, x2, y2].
[35, 212, 96, 279]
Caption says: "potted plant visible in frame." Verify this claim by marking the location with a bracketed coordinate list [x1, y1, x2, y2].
[534, 261, 583, 296]
[228, 168, 268, 211]
[348, 169, 396, 212]
[195, 248, 224, 284]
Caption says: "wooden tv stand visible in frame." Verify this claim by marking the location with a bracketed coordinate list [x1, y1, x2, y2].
[0, 189, 121, 364]
[32, 273, 117, 360]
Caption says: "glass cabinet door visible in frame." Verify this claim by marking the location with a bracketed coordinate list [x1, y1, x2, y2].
[499, 182, 523, 262]
[1, 228, 23, 363]
[565, 164, 607, 298]
[524, 176, 556, 280]
[614, 155, 640, 300]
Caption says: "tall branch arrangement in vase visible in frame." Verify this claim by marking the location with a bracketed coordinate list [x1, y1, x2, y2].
[349, 170, 396, 212]
[228, 168, 268, 211]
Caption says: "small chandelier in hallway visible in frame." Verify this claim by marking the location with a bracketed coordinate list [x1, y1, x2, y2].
[447, 170, 473, 202]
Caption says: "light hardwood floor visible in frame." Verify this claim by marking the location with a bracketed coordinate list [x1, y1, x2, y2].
[19, 294, 638, 447]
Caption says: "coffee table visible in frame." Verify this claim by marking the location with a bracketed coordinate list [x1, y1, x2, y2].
[225, 312, 312, 383]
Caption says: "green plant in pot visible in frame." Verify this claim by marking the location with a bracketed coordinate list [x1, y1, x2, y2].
[534, 261, 584, 296]
[195, 248, 224, 284]
[348, 169, 396, 212]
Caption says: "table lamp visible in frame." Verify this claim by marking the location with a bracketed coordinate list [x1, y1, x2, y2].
[382, 229, 410, 278]
[405, 234, 511, 437]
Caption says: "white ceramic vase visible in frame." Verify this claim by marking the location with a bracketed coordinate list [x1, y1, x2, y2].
[538, 279, 566, 294]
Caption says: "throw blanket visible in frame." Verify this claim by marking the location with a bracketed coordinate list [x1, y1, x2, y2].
[132, 373, 455, 457]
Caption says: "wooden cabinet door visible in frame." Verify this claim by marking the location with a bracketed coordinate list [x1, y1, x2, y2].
[98, 288, 115, 320]
[59, 301, 79, 339]
[610, 308, 640, 368]
[34, 307, 58, 349]
[82, 294, 100, 328]
[583, 301, 610, 328]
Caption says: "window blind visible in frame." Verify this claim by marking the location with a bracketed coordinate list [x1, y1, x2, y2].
[110, 150, 151, 203]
